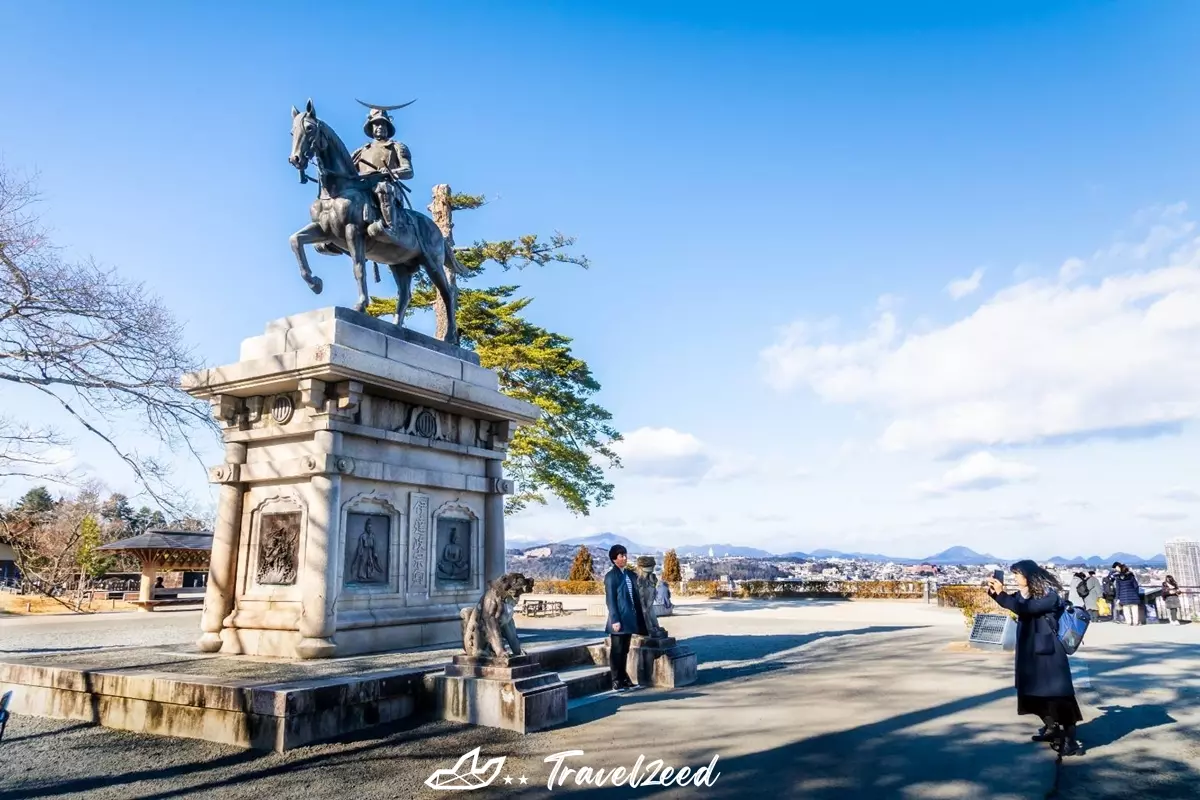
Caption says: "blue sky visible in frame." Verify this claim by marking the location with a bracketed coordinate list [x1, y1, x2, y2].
[4, 1, 1200, 558]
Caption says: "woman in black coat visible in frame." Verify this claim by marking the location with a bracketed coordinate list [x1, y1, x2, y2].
[987, 560, 1083, 756]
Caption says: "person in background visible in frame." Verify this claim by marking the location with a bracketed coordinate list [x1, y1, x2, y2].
[604, 545, 647, 692]
[1068, 572, 1088, 609]
[988, 560, 1083, 757]
[1113, 562, 1142, 626]
[1084, 570, 1102, 622]
[1102, 570, 1117, 613]
[654, 576, 673, 610]
[1161, 575, 1183, 626]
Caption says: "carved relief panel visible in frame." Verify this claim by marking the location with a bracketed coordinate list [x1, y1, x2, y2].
[344, 513, 389, 586]
[256, 510, 301, 586]
[340, 493, 402, 595]
[358, 395, 463, 444]
[432, 501, 480, 593]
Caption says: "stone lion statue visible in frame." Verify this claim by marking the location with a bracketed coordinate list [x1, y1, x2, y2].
[459, 572, 535, 658]
[635, 556, 668, 638]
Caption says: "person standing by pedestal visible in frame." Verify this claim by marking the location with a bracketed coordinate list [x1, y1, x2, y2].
[987, 560, 1083, 757]
[604, 545, 647, 692]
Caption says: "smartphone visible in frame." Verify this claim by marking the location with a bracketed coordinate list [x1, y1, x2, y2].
[991, 569, 1005, 583]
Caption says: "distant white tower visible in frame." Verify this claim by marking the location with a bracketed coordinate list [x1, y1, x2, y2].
[708, 547, 714, 558]
[1165, 537, 1200, 587]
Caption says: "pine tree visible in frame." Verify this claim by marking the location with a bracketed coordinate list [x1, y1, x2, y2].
[368, 191, 621, 516]
[568, 545, 596, 581]
[75, 514, 115, 608]
[663, 549, 682, 583]
[77, 515, 114, 580]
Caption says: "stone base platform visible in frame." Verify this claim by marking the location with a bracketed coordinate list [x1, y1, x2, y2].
[428, 654, 567, 734]
[0, 635, 598, 752]
[627, 635, 697, 688]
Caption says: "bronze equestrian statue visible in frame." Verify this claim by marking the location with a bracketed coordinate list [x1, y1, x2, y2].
[287, 99, 462, 343]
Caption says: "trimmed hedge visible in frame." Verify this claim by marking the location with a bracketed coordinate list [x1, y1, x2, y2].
[733, 579, 926, 600]
[532, 579, 605, 595]
[937, 584, 1011, 625]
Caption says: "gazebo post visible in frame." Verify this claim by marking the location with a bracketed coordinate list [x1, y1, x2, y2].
[138, 555, 159, 610]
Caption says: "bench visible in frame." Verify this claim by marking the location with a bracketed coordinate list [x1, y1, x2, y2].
[0, 689, 11, 742]
[521, 599, 546, 616]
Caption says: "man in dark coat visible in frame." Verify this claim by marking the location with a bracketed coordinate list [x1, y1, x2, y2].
[1112, 562, 1142, 625]
[604, 544, 647, 692]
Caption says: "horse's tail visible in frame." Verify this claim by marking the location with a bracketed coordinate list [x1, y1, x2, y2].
[443, 241, 470, 278]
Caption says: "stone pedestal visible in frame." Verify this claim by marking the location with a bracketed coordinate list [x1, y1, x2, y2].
[181, 308, 539, 659]
[627, 635, 697, 688]
[431, 654, 567, 734]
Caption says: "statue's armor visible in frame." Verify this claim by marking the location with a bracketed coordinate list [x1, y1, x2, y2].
[351, 139, 412, 233]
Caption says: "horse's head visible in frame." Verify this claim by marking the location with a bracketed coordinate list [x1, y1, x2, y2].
[289, 99, 323, 175]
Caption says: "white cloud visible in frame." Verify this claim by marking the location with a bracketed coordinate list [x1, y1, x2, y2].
[1161, 488, 1200, 503]
[762, 205, 1200, 455]
[1109, 202, 1194, 261]
[1137, 509, 1189, 522]
[1059, 257, 1086, 283]
[916, 451, 1038, 495]
[612, 427, 713, 483]
[610, 426, 809, 486]
[946, 267, 985, 299]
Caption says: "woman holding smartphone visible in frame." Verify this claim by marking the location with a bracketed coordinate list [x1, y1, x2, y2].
[987, 560, 1083, 756]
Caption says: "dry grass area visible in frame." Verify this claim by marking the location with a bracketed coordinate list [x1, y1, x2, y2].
[0, 594, 141, 615]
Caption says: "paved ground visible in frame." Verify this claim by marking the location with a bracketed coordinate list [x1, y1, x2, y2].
[1, 600, 1196, 800]
[0, 608, 202, 654]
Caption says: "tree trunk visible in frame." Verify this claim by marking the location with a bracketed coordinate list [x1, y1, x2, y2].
[429, 184, 457, 341]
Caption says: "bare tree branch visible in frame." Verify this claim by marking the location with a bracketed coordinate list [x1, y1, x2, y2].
[0, 164, 218, 505]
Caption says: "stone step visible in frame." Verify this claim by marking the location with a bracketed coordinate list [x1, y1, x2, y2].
[558, 664, 611, 699]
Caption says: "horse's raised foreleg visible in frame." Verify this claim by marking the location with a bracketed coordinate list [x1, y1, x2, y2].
[344, 224, 369, 313]
[290, 222, 327, 295]
[388, 264, 416, 326]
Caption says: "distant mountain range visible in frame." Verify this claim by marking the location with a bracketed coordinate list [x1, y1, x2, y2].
[1046, 553, 1167, 568]
[514, 533, 1167, 567]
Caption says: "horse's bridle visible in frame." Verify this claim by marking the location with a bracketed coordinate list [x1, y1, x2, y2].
[296, 117, 323, 184]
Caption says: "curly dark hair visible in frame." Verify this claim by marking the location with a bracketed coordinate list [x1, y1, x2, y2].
[1010, 560, 1062, 597]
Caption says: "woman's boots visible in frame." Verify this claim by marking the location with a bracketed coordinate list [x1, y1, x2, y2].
[1035, 717, 1084, 756]
[1031, 716, 1061, 742]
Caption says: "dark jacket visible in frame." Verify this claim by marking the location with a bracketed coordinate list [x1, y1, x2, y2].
[1114, 571, 1141, 604]
[1162, 580, 1182, 609]
[604, 566, 643, 635]
[990, 589, 1075, 698]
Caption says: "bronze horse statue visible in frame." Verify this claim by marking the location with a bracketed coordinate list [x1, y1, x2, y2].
[287, 99, 462, 342]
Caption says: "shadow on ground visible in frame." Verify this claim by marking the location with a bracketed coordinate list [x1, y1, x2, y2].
[3, 621, 1199, 800]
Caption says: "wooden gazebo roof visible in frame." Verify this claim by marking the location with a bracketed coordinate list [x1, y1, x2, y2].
[97, 529, 213, 570]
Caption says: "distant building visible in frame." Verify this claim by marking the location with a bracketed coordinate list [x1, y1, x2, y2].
[0, 542, 18, 581]
[1165, 538, 1200, 587]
